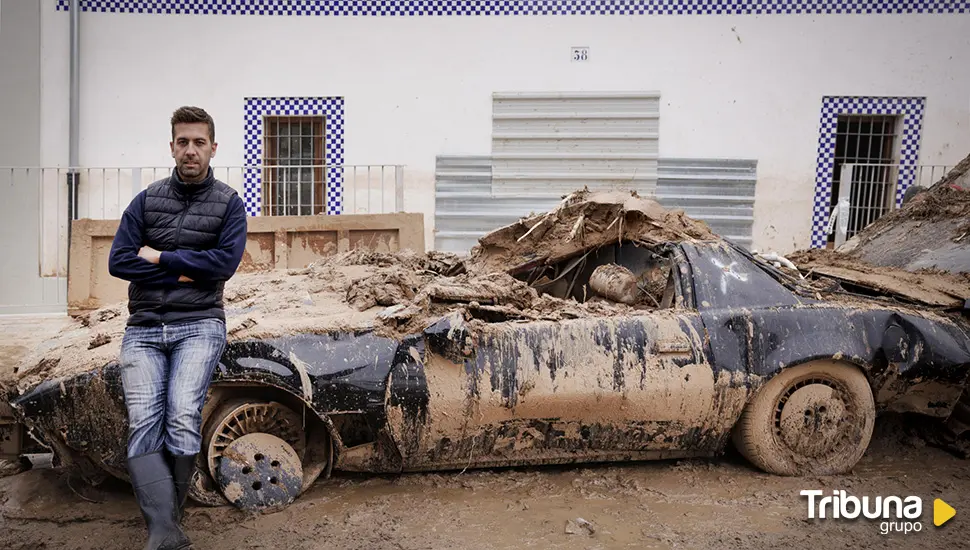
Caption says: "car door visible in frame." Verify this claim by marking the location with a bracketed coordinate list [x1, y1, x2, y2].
[388, 252, 748, 472]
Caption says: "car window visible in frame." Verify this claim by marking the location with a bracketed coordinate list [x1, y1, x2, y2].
[679, 242, 803, 311]
[514, 241, 681, 310]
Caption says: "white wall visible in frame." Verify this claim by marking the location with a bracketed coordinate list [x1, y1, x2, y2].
[38, 6, 970, 254]
[0, 1, 67, 314]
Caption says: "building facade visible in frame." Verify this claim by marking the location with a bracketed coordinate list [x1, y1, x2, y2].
[1, 0, 969, 312]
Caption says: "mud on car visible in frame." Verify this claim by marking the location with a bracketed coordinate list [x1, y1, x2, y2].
[7, 193, 970, 513]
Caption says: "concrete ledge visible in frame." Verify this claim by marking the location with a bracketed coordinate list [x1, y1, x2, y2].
[67, 213, 424, 315]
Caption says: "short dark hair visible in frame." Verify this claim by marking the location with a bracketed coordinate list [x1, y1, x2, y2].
[171, 106, 215, 142]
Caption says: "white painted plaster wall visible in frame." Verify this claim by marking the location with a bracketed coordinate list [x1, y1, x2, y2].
[0, 1, 67, 313]
[38, 5, 970, 255]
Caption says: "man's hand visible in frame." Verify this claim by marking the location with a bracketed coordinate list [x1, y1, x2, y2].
[138, 245, 192, 282]
[138, 246, 162, 265]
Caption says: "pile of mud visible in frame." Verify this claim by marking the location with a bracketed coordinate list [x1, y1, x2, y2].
[838, 152, 970, 274]
[10, 250, 397, 390]
[10, 190, 706, 392]
[789, 248, 970, 309]
[861, 152, 970, 233]
[464, 189, 716, 275]
[934, 152, 970, 190]
[11, 250, 543, 390]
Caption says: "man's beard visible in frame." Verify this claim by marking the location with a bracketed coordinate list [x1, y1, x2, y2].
[178, 161, 206, 182]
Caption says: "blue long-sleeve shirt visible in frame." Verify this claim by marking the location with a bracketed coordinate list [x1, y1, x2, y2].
[108, 190, 248, 286]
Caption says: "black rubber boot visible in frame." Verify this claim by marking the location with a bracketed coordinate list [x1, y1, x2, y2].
[128, 452, 193, 550]
[170, 453, 197, 523]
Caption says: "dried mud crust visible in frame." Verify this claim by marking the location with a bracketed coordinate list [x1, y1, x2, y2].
[787, 248, 970, 307]
[463, 188, 716, 275]
[848, 153, 970, 248]
[9, 259, 639, 392]
[790, 248, 970, 281]
[12, 190, 710, 392]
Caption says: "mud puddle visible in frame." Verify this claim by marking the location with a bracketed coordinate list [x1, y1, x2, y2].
[2, 415, 968, 550]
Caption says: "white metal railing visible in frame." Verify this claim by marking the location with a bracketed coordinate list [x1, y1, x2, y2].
[0, 164, 404, 312]
[0, 164, 405, 221]
[827, 163, 954, 247]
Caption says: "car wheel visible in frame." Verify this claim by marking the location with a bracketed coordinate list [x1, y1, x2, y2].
[732, 361, 875, 476]
[186, 398, 308, 510]
[203, 398, 308, 481]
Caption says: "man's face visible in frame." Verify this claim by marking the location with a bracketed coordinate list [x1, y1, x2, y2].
[170, 122, 217, 183]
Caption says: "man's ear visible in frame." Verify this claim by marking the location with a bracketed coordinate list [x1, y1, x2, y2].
[211, 142, 218, 158]
[170, 141, 175, 157]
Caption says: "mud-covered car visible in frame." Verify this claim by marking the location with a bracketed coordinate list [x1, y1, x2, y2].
[9, 228, 970, 513]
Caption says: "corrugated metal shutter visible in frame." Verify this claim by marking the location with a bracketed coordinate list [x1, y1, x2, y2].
[491, 91, 660, 196]
[433, 156, 508, 254]
[655, 158, 757, 249]
[434, 156, 756, 254]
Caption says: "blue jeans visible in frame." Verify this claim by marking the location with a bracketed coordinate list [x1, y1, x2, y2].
[119, 318, 226, 458]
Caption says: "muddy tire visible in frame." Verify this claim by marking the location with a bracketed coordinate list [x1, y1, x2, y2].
[189, 392, 332, 511]
[732, 361, 875, 476]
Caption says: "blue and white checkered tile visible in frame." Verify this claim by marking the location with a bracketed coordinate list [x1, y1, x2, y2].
[810, 96, 926, 249]
[243, 97, 344, 216]
[55, 0, 970, 16]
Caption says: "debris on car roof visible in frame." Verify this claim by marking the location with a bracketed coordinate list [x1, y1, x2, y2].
[462, 188, 716, 276]
[788, 248, 970, 309]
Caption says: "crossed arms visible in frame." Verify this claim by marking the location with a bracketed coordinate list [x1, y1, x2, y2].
[108, 191, 248, 286]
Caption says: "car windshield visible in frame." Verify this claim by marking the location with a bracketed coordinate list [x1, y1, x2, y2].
[678, 241, 809, 311]
[726, 241, 817, 299]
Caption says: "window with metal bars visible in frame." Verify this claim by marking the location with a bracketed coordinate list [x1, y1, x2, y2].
[829, 115, 900, 243]
[262, 116, 325, 216]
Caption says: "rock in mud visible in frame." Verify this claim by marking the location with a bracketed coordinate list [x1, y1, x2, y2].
[87, 334, 111, 350]
[346, 267, 425, 310]
[564, 517, 596, 535]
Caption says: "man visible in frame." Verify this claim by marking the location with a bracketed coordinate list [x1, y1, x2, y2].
[108, 106, 247, 550]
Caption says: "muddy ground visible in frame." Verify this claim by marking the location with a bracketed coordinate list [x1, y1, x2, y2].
[1, 414, 968, 550]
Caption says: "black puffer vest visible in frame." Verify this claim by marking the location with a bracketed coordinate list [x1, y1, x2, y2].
[128, 168, 238, 326]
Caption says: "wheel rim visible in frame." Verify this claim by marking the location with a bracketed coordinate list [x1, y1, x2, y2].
[774, 377, 856, 460]
[205, 401, 307, 482]
[215, 432, 304, 513]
